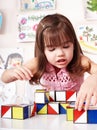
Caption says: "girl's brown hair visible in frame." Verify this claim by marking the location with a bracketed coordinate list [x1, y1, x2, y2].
[30, 13, 90, 84]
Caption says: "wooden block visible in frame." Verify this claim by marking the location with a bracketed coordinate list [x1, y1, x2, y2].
[36, 103, 47, 114]
[59, 102, 69, 114]
[48, 102, 59, 114]
[36, 89, 46, 92]
[34, 91, 49, 103]
[66, 106, 74, 121]
[12, 104, 29, 119]
[49, 91, 55, 102]
[66, 91, 77, 102]
[55, 91, 66, 102]
[73, 109, 87, 123]
[88, 106, 97, 124]
[29, 103, 36, 117]
[1, 104, 12, 119]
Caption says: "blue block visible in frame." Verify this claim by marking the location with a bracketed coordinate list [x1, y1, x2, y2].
[36, 103, 47, 113]
[23, 106, 29, 119]
[59, 104, 67, 114]
[88, 110, 97, 124]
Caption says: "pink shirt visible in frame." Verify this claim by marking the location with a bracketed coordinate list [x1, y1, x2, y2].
[40, 64, 84, 91]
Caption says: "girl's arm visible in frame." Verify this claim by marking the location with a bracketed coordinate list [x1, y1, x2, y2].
[75, 55, 97, 111]
[1, 58, 38, 83]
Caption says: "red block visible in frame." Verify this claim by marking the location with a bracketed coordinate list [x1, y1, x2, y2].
[66, 91, 76, 101]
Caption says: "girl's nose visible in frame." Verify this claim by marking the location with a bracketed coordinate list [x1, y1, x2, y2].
[57, 48, 64, 56]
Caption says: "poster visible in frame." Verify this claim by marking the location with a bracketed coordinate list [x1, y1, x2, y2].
[0, 48, 24, 106]
[0, 48, 23, 69]
[17, 13, 46, 42]
[77, 24, 97, 54]
[17, 11, 56, 42]
[18, 0, 56, 11]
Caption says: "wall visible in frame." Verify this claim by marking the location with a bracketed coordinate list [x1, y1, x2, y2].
[0, 0, 97, 61]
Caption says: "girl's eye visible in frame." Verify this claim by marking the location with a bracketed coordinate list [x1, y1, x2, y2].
[48, 47, 56, 51]
[63, 45, 70, 48]
[49, 48, 55, 51]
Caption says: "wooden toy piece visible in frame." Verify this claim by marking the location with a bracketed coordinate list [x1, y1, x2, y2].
[48, 102, 59, 114]
[73, 109, 87, 123]
[1, 104, 12, 119]
[35, 89, 46, 92]
[55, 91, 66, 102]
[66, 106, 74, 121]
[36, 103, 47, 114]
[59, 102, 69, 114]
[66, 91, 77, 102]
[49, 91, 55, 102]
[34, 91, 49, 103]
[29, 103, 36, 117]
[87, 106, 97, 124]
[12, 104, 29, 119]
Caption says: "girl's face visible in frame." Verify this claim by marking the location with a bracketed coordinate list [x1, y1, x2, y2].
[44, 41, 74, 69]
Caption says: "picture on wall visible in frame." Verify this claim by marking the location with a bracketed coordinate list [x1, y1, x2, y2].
[18, 0, 56, 11]
[84, 0, 97, 20]
[0, 48, 23, 69]
[76, 24, 97, 54]
[0, 48, 24, 106]
[17, 11, 56, 42]
[17, 13, 45, 42]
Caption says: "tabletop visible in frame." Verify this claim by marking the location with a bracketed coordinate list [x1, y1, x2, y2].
[0, 115, 97, 130]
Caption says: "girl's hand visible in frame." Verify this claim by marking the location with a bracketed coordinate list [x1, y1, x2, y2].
[75, 74, 97, 111]
[1, 66, 33, 83]
[12, 66, 33, 81]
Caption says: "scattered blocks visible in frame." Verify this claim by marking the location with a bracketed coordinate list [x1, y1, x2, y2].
[1, 104, 35, 120]
[1, 89, 97, 124]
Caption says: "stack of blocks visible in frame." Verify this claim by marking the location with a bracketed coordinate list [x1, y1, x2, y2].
[34, 89, 97, 124]
[34, 89, 76, 115]
[1, 89, 97, 123]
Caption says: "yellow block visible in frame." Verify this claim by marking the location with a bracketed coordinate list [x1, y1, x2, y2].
[12, 107, 24, 119]
[60, 102, 69, 109]
[66, 107, 74, 121]
[38, 104, 47, 114]
[36, 89, 46, 92]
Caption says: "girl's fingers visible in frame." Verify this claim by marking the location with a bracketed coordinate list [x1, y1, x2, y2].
[75, 93, 86, 111]
[84, 94, 92, 110]
[91, 93, 97, 106]
[13, 66, 33, 80]
[75, 91, 94, 111]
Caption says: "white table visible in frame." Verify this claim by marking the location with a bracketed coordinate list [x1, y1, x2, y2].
[0, 115, 97, 130]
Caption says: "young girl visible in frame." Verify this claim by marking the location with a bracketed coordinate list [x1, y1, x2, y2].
[1, 13, 97, 111]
